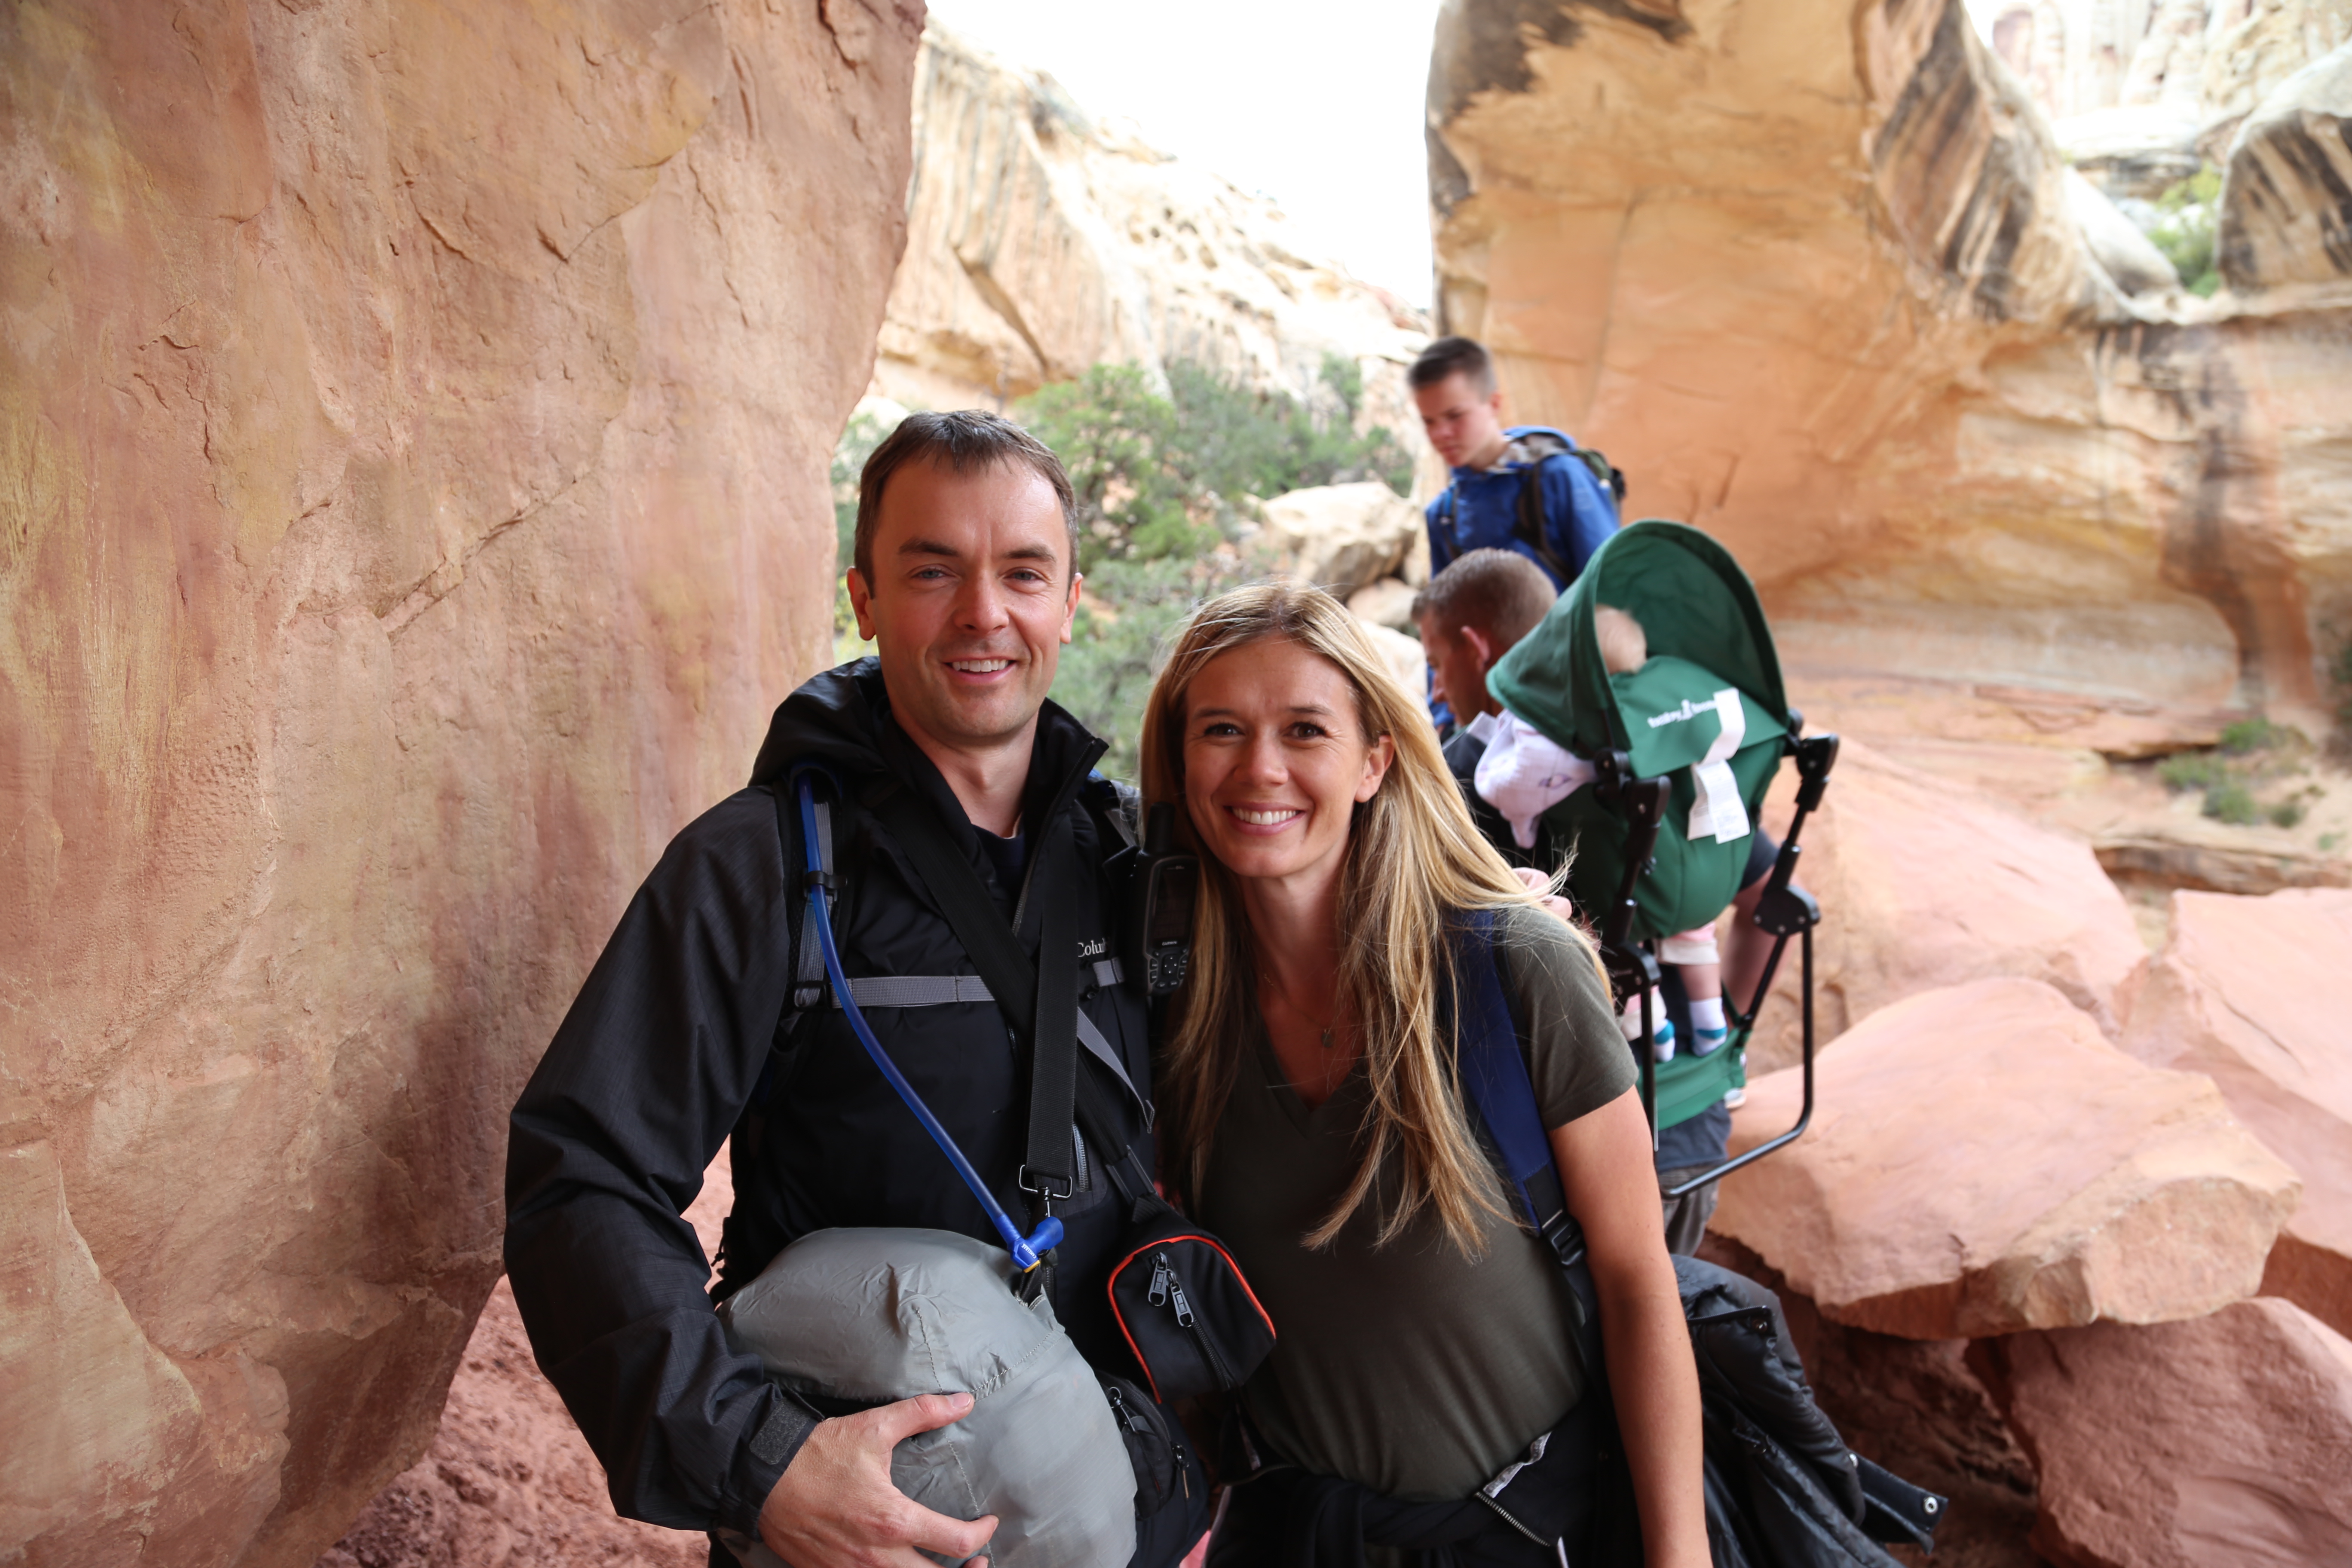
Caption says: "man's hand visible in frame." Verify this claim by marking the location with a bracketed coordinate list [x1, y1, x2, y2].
[757, 1392, 997, 1567]
[1512, 865, 1577, 925]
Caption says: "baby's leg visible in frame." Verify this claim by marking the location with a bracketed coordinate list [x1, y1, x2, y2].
[1660, 927, 1729, 1057]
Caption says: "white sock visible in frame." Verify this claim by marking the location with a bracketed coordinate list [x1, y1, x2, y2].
[1690, 995, 1726, 1035]
[1619, 987, 1666, 1034]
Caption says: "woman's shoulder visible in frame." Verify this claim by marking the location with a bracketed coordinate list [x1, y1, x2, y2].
[1490, 902, 1606, 992]
[1484, 902, 1633, 1127]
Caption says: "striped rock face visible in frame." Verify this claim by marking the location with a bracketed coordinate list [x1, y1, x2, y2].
[2219, 42, 2352, 291]
[0, 4, 916, 1564]
[1429, 0, 2352, 750]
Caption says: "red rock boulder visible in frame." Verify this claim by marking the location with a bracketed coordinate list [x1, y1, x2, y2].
[1743, 742, 2148, 1069]
[2124, 888, 2352, 1340]
[1715, 977, 2301, 1338]
[1986, 1297, 2352, 1568]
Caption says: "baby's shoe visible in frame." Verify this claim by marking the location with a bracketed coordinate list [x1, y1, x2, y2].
[1651, 1020, 1678, 1064]
[1690, 1024, 1730, 1059]
[1722, 1085, 1747, 1110]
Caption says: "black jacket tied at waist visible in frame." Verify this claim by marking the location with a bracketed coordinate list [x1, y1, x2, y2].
[1210, 1390, 1636, 1568]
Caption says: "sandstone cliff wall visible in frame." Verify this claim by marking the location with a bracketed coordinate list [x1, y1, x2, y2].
[876, 27, 1433, 451]
[1430, 0, 2352, 751]
[0, 3, 917, 1564]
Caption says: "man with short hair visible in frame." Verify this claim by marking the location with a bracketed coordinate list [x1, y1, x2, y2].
[1412, 548, 1561, 863]
[1410, 335, 1620, 592]
[505, 411, 1207, 1568]
[1412, 548, 1556, 734]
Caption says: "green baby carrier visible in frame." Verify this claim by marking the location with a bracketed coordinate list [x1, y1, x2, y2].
[1487, 521, 1838, 1163]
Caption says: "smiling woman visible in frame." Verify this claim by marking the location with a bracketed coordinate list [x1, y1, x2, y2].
[1136, 583, 1709, 1568]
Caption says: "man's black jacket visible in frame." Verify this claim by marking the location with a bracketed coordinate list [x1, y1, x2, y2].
[503, 659, 1154, 1539]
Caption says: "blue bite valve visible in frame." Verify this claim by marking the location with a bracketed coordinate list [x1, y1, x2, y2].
[1011, 1217, 1065, 1272]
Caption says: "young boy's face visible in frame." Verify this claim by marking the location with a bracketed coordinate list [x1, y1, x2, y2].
[1413, 372, 1507, 470]
[1418, 612, 1498, 722]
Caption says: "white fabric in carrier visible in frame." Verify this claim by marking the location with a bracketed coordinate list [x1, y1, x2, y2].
[717, 1228, 1136, 1568]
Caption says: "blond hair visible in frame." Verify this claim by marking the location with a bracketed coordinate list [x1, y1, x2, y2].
[1139, 582, 1591, 1254]
[1595, 604, 1648, 674]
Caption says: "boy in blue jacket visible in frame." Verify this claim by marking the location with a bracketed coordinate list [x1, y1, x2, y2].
[1411, 335, 1621, 589]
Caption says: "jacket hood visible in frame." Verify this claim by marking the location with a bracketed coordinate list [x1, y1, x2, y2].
[748, 657, 893, 787]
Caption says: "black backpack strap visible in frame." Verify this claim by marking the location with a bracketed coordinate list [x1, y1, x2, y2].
[1082, 771, 1140, 851]
[867, 784, 1083, 1210]
[776, 777, 836, 1014]
[748, 775, 836, 1116]
[1512, 459, 1576, 586]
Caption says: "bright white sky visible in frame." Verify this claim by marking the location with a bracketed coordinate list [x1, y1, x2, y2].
[923, 0, 1448, 306]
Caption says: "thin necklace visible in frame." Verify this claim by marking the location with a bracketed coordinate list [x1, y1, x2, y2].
[1266, 977, 1342, 1049]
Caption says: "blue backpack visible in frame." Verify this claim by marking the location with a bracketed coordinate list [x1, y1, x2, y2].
[1433, 425, 1625, 585]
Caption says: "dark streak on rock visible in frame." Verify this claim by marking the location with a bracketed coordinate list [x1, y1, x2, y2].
[2220, 98, 2352, 289]
[1427, 0, 1689, 130]
[1428, 123, 1473, 221]
[2099, 320, 2307, 706]
[1427, 0, 1693, 218]
[1871, 0, 2038, 322]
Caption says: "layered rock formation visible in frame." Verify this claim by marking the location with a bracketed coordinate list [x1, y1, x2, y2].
[876, 27, 1433, 448]
[1980, 0, 2352, 162]
[1429, 0, 2352, 749]
[0, 3, 916, 1564]
[1715, 978, 2302, 1338]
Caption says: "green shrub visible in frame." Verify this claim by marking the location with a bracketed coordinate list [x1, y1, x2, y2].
[2149, 168, 2221, 296]
[2158, 752, 2226, 792]
[831, 406, 902, 646]
[1019, 356, 1414, 571]
[1054, 554, 1257, 781]
[2218, 717, 2301, 755]
[2202, 781, 2260, 825]
[2269, 796, 2309, 829]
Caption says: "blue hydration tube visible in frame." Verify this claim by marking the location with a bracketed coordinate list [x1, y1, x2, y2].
[797, 775, 1065, 1271]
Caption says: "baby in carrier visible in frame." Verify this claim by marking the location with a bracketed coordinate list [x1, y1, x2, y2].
[1473, 604, 1731, 1061]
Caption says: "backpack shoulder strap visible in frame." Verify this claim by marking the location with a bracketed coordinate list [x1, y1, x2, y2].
[742, 766, 841, 1119]
[1449, 910, 1604, 1380]
[1081, 771, 1140, 852]
[866, 782, 1083, 1209]
[772, 769, 837, 1015]
[1512, 462, 1574, 585]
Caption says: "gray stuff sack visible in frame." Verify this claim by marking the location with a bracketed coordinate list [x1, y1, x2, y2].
[714, 1228, 1137, 1568]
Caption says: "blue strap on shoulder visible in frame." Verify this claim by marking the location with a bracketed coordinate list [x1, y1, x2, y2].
[1450, 909, 1604, 1365]
[790, 764, 1063, 1271]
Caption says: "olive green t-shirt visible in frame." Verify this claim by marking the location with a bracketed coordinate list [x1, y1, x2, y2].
[1194, 904, 1635, 1502]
